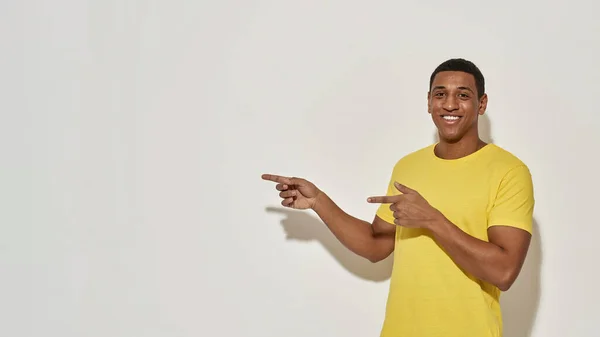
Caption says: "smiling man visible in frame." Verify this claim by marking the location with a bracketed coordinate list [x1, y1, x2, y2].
[262, 58, 535, 337]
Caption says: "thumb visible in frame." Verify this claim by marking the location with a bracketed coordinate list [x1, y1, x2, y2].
[394, 181, 417, 194]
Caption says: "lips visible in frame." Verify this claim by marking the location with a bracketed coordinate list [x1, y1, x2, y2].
[440, 115, 462, 124]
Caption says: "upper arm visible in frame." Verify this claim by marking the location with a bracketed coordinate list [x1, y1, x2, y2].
[372, 214, 396, 236]
[488, 225, 531, 272]
[374, 162, 402, 229]
[367, 215, 396, 262]
[487, 164, 535, 282]
[366, 161, 401, 260]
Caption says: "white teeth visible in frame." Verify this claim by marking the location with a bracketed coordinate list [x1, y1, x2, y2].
[443, 116, 460, 120]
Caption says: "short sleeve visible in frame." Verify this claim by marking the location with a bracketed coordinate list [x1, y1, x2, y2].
[488, 165, 535, 233]
[375, 167, 400, 225]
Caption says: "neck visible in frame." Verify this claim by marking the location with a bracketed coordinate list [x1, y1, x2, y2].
[435, 136, 487, 160]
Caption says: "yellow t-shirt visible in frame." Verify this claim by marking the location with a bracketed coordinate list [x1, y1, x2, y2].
[375, 143, 535, 337]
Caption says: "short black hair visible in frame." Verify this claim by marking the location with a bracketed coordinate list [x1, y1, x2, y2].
[429, 58, 485, 99]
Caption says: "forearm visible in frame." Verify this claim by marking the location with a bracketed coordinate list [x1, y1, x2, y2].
[429, 218, 514, 291]
[312, 192, 387, 261]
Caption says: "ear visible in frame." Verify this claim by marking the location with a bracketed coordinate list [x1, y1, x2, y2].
[478, 93, 488, 115]
[427, 92, 432, 114]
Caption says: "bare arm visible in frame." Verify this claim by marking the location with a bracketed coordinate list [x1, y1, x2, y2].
[262, 173, 395, 263]
[430, 221, 531, 291]
[313, 192, 395, 263]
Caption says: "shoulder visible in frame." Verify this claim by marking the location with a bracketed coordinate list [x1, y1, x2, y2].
[486, 144, 532, 177]
[486, 144, 535, 199]
[487, 144, 527, 165]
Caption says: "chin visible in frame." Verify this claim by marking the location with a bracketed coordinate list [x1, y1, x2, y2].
[438, 131, 463, 144]
[440, 137, 462, 144]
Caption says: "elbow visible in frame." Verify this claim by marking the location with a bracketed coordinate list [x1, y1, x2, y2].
[368, 256, 384, 263]
[496, 268, 519, 292]
[497, 280, 512, 292]
[366, 250, 390, 263]
[367, 250, 393, 263]
[367, 253, 384, 263]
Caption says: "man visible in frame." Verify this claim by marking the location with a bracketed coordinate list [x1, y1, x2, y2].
[262, 58, 534, 337]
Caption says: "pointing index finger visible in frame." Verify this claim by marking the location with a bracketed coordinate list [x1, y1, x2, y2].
[367, 195, 397, 204]
[261, 173, 292, 185]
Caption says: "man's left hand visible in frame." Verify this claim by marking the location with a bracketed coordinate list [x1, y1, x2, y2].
[367, 182, 446, 230]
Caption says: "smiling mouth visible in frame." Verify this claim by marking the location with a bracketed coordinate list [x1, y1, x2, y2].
[441, 115, 462, 121]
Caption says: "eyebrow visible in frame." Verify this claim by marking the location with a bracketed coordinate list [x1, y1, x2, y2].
[432, 85, 475, 94]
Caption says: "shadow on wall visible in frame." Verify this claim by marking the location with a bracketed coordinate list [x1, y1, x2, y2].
[265, 206, 393, 282]
[501, 219, 542, 337]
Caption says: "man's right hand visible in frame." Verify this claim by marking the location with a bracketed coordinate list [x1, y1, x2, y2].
[261, 174, 321, 210]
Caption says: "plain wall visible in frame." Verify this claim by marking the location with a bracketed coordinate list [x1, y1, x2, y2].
[2, 1, 599, 336]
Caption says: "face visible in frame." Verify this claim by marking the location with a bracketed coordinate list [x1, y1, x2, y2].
[427, 71, 487, 143]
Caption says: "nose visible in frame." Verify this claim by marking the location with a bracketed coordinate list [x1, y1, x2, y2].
[443, 96, 458, 111]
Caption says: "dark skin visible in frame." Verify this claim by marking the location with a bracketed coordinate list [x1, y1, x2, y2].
[428, 71, 489, 159]
[262, 70, 531, 291]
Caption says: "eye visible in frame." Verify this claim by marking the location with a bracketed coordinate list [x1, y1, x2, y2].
[434, 92, 445, 97]
[458, 93, 470, 98]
